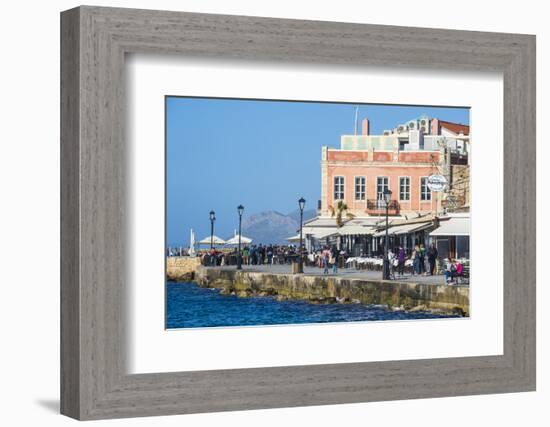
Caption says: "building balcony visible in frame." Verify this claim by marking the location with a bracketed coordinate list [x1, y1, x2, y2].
[365, 199, 400, 215]
[450, 152, 468, 165]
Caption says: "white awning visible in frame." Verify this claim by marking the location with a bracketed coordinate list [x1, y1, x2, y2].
[308, 228, 337, 239]
[303, 217, 338, 227]
[302, 227, 337, 237]
[304, 216, 380, 228]
[430, 217, 470, 236]
[337, 225, 376, 236]
[287, 228, 336, 242]
[394, 222, 433, 235]
[373, 222, 433, 237]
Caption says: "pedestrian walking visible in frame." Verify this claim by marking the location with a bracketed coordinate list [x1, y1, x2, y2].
[322, 247, 331, 275]
[209, 247, 217, 266]
[412, 245, 420, 275]
[331, 245, 339, 274]
[427, 243, 438, 275]
[257, 244, 264, 265]
[388, 249, 396, 280]
[267, 244, 273, 265]
[397, 245, 406, 277]
[419, 243, 426, 275]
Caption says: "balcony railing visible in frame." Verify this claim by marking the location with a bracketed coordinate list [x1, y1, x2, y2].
[366, 199, 400, 215]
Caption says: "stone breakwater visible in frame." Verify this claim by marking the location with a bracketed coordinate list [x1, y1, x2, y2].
[193, 266, 469, 316]
[166, 256, 202, 282]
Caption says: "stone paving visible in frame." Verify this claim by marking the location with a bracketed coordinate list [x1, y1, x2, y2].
[207, 264, 469, 286]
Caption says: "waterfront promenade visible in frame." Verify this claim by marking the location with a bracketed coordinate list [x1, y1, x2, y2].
[204, 264, 463, 286]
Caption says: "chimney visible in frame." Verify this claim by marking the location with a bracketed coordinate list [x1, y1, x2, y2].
[361, 118, 370, 135]
[431, 118, 439, 135]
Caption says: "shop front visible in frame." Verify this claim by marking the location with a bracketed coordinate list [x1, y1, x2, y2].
[429, 214, 470, 260]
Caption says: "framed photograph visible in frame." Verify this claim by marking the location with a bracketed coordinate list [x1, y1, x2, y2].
[61, 6, 536, 420]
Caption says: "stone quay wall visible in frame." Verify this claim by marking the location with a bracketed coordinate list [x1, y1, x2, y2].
[166, 257, 202, 282]
[193, 266, 469, 316]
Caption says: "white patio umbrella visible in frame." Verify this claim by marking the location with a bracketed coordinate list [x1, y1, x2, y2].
[188, 229, 196, 256]
[198, 235, 226, 246]
[225, 233, 252, 245]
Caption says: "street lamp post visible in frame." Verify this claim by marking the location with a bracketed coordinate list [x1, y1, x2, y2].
[383, 189, 392, 280]
[209, 210, 216, 250]
[298, 197, 306, 273]
[237, 205, 244, 270]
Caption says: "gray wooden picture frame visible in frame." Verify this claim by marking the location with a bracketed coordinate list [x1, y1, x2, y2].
[60, 5, 536, 420]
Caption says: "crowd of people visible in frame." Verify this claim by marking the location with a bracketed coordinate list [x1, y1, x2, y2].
[201, 244, 303, 266]
[187, 241, 467, 285]
[388, 243, 439, 277]
[386, 243, 467, 284]
[318, 246, 344, 275]
[241, 244, 301, 265]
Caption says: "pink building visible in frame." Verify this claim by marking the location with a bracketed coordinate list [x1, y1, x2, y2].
[320, 116, 469, 217]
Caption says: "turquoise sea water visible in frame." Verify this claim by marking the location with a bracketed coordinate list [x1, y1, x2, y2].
[166, 282, 456, 329]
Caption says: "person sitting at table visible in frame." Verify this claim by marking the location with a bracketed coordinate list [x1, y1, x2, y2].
[455, 260, 464, 282]
[444, 258, 456, 284]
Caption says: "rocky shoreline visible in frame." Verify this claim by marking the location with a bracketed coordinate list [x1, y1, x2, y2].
[189, 265, 469, 317]
[166, 256, 201, 282]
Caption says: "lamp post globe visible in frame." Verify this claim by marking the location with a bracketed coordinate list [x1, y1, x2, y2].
[383, 189, 392, 280]
[298, 197, 306, 212]
[298, 197, 306, 273]
[209, 210, 216, 250]
[383, 188, 392, 206]
[237, 205, 244, 270]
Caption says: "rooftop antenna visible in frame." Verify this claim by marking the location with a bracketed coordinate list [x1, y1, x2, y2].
[354, 106, 359, 135]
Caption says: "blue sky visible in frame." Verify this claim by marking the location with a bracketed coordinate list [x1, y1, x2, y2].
[166, 97, 469, 246]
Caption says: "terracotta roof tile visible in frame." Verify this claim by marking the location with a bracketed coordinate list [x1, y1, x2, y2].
[439, 120, 470, 136]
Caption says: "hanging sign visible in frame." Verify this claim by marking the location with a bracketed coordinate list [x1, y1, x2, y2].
[427, 174, 448, 192]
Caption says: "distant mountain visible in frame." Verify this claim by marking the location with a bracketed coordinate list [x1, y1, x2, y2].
[241, 209, 317, 245]
[286, 208, 317, 225]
